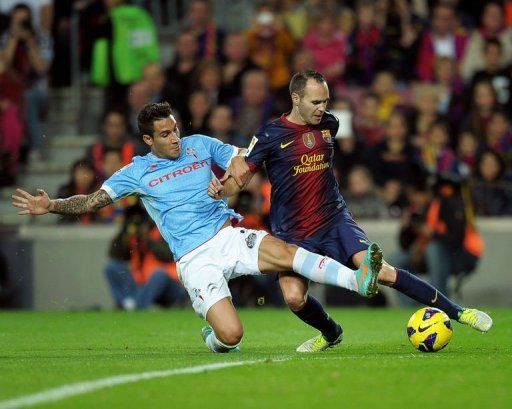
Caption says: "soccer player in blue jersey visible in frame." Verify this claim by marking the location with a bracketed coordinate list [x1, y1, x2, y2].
[13, 102, 383, 353]
[209, 70, 493, 352]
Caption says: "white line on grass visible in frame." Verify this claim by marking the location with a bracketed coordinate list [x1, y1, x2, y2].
[0, 359, 286, 409]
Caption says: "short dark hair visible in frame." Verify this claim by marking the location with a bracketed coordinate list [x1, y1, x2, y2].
[477, 149, 506, 179]
[137, 102, 173, 137]
[289, 70, 326, 97]
[428, 119, 452, 138]
[12, 3, 31, 15]
[11, 3, 33, 25]
[432, 3, 454, 16]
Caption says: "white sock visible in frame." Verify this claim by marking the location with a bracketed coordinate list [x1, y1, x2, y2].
[205, 330, 240, 353]
[292, 247, 358, 292]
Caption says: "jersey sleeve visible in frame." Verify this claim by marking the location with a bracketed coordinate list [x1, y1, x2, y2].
[197, 135, 237, 170]
[101, 162, 140, 201]
[327, 111, 340, 137]
[245, 127, 272, 172]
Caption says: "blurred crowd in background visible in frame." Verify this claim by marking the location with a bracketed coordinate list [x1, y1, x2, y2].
[1, 0, 512, 309]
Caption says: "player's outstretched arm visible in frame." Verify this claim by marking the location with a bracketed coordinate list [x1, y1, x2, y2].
[12, 188, 113, 216]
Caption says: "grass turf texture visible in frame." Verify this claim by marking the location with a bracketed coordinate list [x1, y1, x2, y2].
[0, 308, 510, 409]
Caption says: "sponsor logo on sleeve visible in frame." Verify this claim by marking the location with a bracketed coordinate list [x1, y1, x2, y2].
[246, 136, 259, 156]
[114, 163, 134, 175]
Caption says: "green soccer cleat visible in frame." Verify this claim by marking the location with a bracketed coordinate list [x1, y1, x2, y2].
[458, 309, 493, 333]
[201, 325, 213, 347]
[296, 329, 343, 353]
[355, 242, 383, 297]
[201, 325, 240, 352]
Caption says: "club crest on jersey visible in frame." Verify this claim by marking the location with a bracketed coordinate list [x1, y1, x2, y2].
[321, 129, 332, 143]
[186, 147, 198, 160]
[302, 132, 315, 149]
[245, 233, 257, 248]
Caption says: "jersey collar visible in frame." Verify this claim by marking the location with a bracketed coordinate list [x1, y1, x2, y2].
[280, 112, 313, 130]
[147, 151, 183, 162]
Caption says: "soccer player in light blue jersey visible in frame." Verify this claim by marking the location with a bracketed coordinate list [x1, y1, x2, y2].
[13, 102, 382, 353]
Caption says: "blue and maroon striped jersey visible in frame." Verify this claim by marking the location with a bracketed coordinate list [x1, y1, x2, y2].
[246, 112, 346, 242]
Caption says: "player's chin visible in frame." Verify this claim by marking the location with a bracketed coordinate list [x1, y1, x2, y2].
[167, 151, 180, 159]
[168, 148, 181, 159]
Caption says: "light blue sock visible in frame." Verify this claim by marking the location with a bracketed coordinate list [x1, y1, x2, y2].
[292, 247, 358, 292]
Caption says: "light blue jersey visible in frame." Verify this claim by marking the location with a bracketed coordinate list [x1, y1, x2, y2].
[101, 135, 241, 259]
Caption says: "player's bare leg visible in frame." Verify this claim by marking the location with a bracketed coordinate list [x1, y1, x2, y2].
[257, 235, 297, 272]
[257, 235, 380, 296]
[278, 273, 343, 352]
[274, 242, 381, 353]
[278, 273, 308, 312]
[352, 250, 397, 288]
[258, 235, 380, 352]
[202, 297, 243, 353]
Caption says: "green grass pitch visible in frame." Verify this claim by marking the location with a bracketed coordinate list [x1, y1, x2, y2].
[0, 308, 510, 408]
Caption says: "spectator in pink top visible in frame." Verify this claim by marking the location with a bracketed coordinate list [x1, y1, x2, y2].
[302, 13, 347, 88]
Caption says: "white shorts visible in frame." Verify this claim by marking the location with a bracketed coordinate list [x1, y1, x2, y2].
[177, 226, 268, 318]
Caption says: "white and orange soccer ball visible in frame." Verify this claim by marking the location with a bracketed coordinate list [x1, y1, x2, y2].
[407, 307, 453, 352]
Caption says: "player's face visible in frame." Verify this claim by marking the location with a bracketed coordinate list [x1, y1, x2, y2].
[144, 116, 181, 159]
[297, 80, 330, 125]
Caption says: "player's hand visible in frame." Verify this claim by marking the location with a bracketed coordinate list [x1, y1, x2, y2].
[12, 188, 51, 215]
[224, 156, 250, 188]
[208, 179, 225, 200]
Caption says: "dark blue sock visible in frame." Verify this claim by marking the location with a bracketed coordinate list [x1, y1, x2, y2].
[292, 295, 341, 342]
[392, 268, 463, 319]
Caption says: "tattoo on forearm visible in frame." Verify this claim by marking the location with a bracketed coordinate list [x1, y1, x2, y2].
[51, 190, 113, 215]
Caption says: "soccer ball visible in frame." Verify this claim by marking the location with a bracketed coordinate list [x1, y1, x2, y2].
[406, 307, 453, 352]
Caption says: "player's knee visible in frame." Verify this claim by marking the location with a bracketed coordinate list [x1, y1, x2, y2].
[282, 286, 307, 311]
[216, 324, 244, 346]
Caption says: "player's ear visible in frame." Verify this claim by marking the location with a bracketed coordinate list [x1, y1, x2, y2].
[142, 134, 153, 147]
[291, 92, 300, 106]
